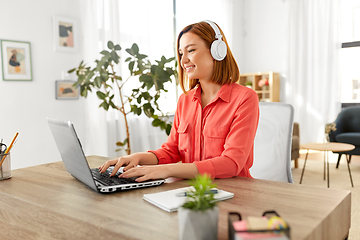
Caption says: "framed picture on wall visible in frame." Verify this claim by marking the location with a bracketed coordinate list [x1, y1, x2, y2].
[53, 16, 78, 52]
[56, 80, 79, 99]
[1, 40, 32, 81]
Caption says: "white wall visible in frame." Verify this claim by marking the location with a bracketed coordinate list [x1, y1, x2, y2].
[0, 0, 86, 169]
[242, 0, 288, 101]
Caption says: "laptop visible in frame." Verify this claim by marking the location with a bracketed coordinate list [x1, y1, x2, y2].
[47, 117, 165, 193]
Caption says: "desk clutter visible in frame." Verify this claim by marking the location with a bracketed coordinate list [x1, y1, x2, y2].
[0, 132, 18, 180]
[229, 211, 290, 240]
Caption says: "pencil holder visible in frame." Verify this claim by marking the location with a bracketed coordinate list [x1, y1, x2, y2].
[0, 153, 11, 180]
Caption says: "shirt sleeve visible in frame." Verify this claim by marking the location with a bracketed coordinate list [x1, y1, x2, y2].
[148, 95, 183, 164]
[194, 90, 259, 179]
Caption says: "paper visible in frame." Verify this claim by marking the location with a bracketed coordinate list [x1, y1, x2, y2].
[143, 186, 234, 212]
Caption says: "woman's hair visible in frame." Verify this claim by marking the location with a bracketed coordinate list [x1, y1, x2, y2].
[176, 21, 240, 93]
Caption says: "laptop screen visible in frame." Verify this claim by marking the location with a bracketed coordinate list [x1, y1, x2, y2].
[47, 118, 98, 192]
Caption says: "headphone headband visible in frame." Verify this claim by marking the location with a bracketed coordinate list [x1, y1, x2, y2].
[204, 20, 223, 41]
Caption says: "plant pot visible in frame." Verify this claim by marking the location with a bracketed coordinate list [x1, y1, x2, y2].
[178, 206, 219, 240]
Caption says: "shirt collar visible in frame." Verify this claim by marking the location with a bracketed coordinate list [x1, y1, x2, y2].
[192, 83, 232, 103]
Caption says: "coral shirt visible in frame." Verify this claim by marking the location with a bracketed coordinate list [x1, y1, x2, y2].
[149, 83, 259, 178]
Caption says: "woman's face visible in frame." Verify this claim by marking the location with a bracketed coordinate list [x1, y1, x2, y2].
[179, 32, 214, 82]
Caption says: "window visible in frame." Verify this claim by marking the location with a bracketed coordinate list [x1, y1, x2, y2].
[340, 0, 360, 103]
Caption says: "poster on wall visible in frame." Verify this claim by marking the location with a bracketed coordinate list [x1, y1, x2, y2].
[0, 40, 33, 81]
[55, 80, 79, 99]
[53, 16, 78, 52]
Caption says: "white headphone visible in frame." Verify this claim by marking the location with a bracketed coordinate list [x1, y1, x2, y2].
[204, 20, 227, 61]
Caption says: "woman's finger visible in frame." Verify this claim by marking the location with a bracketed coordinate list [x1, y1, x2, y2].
[110, 158, 126, 176]
[99, 158, 119, 173]
[123, 163, 137, 172]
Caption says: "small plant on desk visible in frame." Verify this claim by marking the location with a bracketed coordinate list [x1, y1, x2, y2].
[178, 174, 219, 240]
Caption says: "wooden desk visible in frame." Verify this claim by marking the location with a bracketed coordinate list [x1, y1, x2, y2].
[0, 156, 351, 240]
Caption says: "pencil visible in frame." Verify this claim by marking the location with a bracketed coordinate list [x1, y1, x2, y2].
[0, 132, 19, 167]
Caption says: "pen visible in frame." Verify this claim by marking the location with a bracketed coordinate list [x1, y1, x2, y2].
[0, 132, 19, 167]
[176, 189, 219, 197]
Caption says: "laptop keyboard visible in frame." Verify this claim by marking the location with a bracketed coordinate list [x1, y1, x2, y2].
[91, 168, 138, 186]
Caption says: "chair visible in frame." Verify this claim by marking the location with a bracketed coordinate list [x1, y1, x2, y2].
[329, 106, 360, 168]
[291, 122, 300, 168]
[250, 102, 294, 183]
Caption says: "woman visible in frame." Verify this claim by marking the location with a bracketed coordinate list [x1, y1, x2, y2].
[99, 20, 259, 182]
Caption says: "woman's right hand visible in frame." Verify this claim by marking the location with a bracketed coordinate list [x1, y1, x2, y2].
[99, 154, 140, 177]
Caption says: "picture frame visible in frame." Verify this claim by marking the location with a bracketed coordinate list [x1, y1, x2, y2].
[53, 16, 78, 52]
[1, 40, 32, 81]
[55, 80, 79, 100]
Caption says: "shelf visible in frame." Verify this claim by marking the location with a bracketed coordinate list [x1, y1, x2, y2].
[238, 72, 280, 102]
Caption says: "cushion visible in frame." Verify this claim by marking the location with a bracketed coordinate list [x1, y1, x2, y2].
[336, 133, 360, 146]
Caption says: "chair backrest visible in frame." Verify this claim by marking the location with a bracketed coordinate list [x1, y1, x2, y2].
[250, 102, 294, 183]
[335, 106, 360, 133]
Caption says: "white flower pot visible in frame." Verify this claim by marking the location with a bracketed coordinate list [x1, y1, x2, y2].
[178, 206, 219, 240]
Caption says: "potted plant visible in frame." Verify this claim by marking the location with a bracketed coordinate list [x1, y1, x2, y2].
[69, 41, 176, 154]
[178, 174, 219, 240]
[245, 80, 253, 88]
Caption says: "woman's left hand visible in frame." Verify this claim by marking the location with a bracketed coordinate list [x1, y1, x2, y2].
[119, 165, 170, 182]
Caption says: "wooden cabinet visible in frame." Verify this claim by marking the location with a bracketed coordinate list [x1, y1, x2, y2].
[238, 72, 280, 102]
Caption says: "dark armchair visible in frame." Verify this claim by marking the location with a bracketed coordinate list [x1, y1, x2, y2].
[329, 106, 360, 168]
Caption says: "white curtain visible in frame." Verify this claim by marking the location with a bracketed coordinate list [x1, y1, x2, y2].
[79, 0, 175, 158]
[79, 0, 122, 157]
[286, 0, 342, 144]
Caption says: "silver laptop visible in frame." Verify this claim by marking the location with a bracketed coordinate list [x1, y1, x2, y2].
[47, 117, 165, 193]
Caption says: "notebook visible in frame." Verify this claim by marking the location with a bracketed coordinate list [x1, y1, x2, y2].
[47, 117, 165, 193]
[143, 186, 234, 212]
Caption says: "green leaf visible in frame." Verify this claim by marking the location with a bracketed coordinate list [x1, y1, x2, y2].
[107, 41, 114, 49]
[139, 74, 152, 83]
[125, 57, 132, 62]
[165, 124, 172, 135]
[116, 138, 128, 146]
[131, 43, 139, 54]
[143, 103, 154, 118]
[114, 44, 121, 50]
[68, 68, 76, 73]
[100, 72, 109, 81]
[152, 119, 162, 127]
[111, 51, 120, 64]
[182, 174, 217, 211]
[129, 61, 135, 73]
[96, 91, 106, 100]
[126, 48, 134, 56]
[100, 50, 110, 56]
[94, 77, 102, 88]
[109, 100, 117, 109]
[99, 101, 109, 110]
[138, 54, 147, 59]
[136, 108, 142, 115]
[137, 95, 142, 104]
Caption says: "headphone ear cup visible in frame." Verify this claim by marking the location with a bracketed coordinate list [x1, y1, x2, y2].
[211, 40, 227, 61]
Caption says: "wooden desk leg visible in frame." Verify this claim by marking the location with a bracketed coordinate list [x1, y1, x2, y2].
[327, 150, 330, 188]
[346, 154, 354, 187]
[300, 150, 309, 184]
[323, 150, 326, 180]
